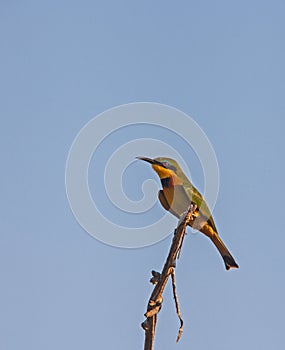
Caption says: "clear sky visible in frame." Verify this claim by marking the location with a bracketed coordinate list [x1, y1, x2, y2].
[1, 1, 284, 349]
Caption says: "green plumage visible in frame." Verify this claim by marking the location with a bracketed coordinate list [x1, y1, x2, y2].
[155, 157, 217, 231]
[138, 156, 239, 270]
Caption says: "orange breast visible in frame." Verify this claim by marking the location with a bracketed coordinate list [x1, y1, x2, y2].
[162, 184, 190, 217]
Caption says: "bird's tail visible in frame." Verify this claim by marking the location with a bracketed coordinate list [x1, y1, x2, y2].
[211, 233, 239, 270]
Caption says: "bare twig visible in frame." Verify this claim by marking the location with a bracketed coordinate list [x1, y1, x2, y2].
[142, 204, 197, 350]
[171, 270, 183, 342]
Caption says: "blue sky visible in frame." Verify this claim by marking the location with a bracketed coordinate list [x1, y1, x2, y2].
[1, 1, 284, 349]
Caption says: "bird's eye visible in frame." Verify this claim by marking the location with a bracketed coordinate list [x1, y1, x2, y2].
[162, 161, 176, 171]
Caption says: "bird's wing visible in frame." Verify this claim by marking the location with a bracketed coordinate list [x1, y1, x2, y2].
[184, 183, 217, 232]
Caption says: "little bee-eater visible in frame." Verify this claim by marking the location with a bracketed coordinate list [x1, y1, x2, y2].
[137, 157, 239, 270]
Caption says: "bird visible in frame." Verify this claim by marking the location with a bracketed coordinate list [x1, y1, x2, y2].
[137, 157, 239, 271]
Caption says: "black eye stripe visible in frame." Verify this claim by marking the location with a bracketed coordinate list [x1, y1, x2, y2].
[162, 162, 176, 171]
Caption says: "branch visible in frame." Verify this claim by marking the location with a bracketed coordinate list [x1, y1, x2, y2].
[171, 270, 183, 342]
[142, 204, 197, 350]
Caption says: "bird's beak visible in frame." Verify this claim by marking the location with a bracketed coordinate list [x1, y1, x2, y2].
[136, 157, 166, 168]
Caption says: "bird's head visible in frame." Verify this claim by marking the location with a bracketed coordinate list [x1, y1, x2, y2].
[137, 157, 186, 185]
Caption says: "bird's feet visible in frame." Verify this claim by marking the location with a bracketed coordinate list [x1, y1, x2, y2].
[178, 203, 197, 227]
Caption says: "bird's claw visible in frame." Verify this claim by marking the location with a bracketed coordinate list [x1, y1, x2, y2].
[178, 204, 197, 227]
